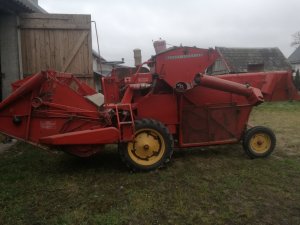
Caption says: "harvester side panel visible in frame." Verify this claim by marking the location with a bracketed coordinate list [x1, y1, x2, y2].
[135, 94, 178, 127]
[178, 84, 254, 147]
[181, 105, 240, 144]
[102, 76, 120, 104]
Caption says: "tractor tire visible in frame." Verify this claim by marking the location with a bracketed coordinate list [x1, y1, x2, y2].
[119, 119, 174, 172]
[242, 126, 276, 159]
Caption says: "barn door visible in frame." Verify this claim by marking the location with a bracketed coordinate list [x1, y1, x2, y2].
[19, 13, 93, 86]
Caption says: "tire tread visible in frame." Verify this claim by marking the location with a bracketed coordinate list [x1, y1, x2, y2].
[119, 119, 173, 172]
[242, 126, 276, 159]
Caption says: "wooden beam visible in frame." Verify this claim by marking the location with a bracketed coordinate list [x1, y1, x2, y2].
[19, 23, 90, 30]
[62, 31, 88, 72]
[16, 16, 24, 79]
[20, 13, 91, 20]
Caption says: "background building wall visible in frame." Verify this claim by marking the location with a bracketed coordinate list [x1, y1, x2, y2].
[0, 14, 20, 99]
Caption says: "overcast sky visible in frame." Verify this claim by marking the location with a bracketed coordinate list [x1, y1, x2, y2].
[39, 0, 300, 66]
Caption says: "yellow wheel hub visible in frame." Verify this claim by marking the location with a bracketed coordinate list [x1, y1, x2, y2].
[249, 133, 271, 153]
[127, 128, 166, 166]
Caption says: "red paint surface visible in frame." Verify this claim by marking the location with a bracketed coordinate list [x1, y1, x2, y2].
[0, 46, 299, 157]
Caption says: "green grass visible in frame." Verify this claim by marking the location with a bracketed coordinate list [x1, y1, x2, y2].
[1, 102, 300, 225]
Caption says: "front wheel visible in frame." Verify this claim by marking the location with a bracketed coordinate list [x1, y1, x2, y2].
[119, 119, 174, 171]
[242, 126, 276, 159]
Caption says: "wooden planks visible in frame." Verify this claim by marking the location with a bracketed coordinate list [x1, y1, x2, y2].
[19, 13, 94, 86]
[19, 13, 91, 30]
[62, 31, 88, 72]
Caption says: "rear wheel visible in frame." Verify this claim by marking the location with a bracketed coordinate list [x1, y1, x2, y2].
[242, 126, 276, 158]
[119, 119, 173, 171]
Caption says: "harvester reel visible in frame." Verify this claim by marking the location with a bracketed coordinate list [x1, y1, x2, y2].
[242, 126, 276, 158]
[119, 119, 173, 171]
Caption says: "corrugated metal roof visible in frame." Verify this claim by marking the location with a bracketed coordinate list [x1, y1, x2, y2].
[216, 47, 291, 73]
[0, 0, 46, 13]
[13, 0, 46, 13]
[92, 49, 106, 62]
[288, 46, 300, 64]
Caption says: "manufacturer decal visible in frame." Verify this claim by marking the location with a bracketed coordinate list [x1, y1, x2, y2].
[166, 53, 203, 60]
[40, 121, 57, 130]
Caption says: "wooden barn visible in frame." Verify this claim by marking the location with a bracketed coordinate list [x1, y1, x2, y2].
[0, 0, 96, 101]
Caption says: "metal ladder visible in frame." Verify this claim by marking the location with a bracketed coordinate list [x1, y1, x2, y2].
[114, 104, 135, 141]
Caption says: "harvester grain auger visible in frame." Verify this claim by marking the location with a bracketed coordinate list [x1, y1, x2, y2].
[0, 46, 281, 171]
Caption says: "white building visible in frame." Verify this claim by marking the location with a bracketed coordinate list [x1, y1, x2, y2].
[288, 46, 300, 74]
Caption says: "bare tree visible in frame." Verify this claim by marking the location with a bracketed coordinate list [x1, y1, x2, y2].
[291, 31, 300, 47]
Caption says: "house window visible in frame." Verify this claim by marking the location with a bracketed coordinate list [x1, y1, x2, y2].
[247, 63, 264, 72]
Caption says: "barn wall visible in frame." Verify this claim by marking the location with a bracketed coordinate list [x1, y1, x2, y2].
[19, 13, 94, 86]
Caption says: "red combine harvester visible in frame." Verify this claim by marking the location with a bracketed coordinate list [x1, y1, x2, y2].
[0, 46, 298, 171]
